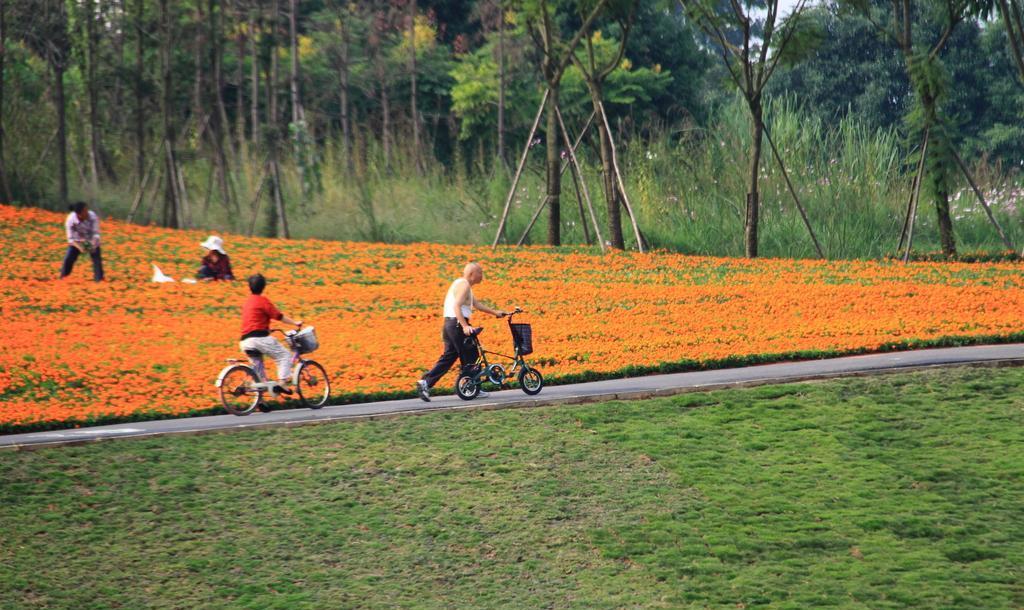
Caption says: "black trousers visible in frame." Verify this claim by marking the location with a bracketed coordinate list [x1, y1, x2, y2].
[60, 245, 104, 281]
[421, 318, 480, 388]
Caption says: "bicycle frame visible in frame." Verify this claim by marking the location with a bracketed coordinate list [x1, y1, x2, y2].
[220, 329, 305, 387]
[217, 326, 332, 413]
[465, 313, 530, 384]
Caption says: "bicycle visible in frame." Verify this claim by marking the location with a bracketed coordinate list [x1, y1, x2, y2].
[455, 308, 544, 400]
[215, 326, 331, 415]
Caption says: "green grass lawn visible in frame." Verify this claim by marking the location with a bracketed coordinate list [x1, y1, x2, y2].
[2, 366, 1022, 609]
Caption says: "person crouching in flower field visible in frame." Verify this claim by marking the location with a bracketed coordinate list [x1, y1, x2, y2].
[240, 274, 302, 394]
[198, 235, 234, 281]
[60, 201, 104, 282]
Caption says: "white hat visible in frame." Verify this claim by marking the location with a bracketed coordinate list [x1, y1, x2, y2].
[200, 235, 227, 255]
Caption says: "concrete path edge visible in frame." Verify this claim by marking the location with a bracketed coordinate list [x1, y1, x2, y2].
[3, 344, 1023, 451]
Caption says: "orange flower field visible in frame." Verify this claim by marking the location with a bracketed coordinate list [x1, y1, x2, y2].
[2, 203, 1024, 432]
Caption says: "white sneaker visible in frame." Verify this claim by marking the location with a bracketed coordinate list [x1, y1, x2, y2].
[476, 390, 490, 399]
[416, 380, 431, 402]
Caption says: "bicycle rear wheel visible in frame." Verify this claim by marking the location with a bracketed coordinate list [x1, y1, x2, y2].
[295, 360, 331, 408]
[219, 365, 262, 415]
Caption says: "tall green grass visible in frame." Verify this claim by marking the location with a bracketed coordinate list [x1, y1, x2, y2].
[626, 96, 1024, 258]
[8, 95, 1022, 259]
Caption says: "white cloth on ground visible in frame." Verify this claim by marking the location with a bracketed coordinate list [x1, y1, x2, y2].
[151, 264, 175, 283]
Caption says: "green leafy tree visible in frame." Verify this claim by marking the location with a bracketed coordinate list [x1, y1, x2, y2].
[517, 0, 608, 246]
[679, 0, 815, 257]
[844, 0, 990, 256]
[563, 9, 672, 248]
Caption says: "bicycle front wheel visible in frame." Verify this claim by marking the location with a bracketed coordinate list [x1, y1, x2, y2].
[219, 365, 262, 415]
[295, 360, 331, 408]
[456, 374, 480, 400]
[518, 367, 544, 396]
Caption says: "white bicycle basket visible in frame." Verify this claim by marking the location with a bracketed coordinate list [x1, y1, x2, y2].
[290, 326, 320, 354]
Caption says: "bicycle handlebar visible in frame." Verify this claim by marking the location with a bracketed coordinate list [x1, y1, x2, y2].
[270, 322, 303, 336]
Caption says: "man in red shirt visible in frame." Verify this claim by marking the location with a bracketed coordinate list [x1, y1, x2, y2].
[240, 274, 303, 389]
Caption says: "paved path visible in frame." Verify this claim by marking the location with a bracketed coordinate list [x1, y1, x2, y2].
[4, 344, 1023, 451]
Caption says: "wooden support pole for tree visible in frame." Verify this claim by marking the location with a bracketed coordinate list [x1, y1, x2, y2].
[516, 195, 551, 246]
[950, 148, 1016, 253]
[126, 162, 154, 223]
[202, 160, 216, 216]
[515, 109, 600, 247]
[902, 130, 930, 263]
[164, 138, 181, 227]
[176, 161, 192, 229]
[128, 114, 197, 226]
[26, 129, 59, 185]
[598, 101, 644, 253]
[141, 169, 165, 226]
[555, 105, 604, 251]
[493, 89, 550, 248]
[763, 124, 825, 259]
[270, 159, 289, 238]
[898, 128, 930, 256]
[247, 159, 271, 236]
[569, 160, 591, 245]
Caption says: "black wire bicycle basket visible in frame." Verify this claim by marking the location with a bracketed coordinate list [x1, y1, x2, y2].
[510, 323, 534, 356]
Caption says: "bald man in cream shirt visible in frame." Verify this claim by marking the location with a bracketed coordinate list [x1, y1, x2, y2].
[417, 262, 512, 401]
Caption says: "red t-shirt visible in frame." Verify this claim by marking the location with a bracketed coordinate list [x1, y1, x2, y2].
[240, 294, 283, 337]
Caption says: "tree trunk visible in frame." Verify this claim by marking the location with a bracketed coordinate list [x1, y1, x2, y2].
[134, 0, 146, 184]
[339, 13, 351, 170]
[996, 0, 1024, 84]
[159, 0, 179, 227]
[249, 1, 261, 146]
[378, 60, 391, 167]
[288, 0, 305, 194]
[496, 0, 505, 167]
[210, 0, 233, 158]
[374, 29, 391, 168]
[288, 0, 302, 125]
[209, 0, 233, 206]
[0, 0, 11, 202]
[935, 185, 957, 256]
[372, 7, 390, 168]
[545, 86, 561, 246]
[85, 0, 102, 191]
[408, 0, 421, 173]
[921, 91, 957, 256]
[235, 0, 246, 150]
[745, 101, 764, 258]
[193, 2, 205, 122]
[269, 0, 279, 135]
[55, 63, 69, 207]
[111, 0, 126, 133]
[266, 0, 288, 237]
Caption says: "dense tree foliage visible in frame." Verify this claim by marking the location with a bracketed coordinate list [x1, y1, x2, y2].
[0, 0, 1020, 256]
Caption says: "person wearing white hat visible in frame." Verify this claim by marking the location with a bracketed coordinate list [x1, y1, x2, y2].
[197, 235, 235, 281]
